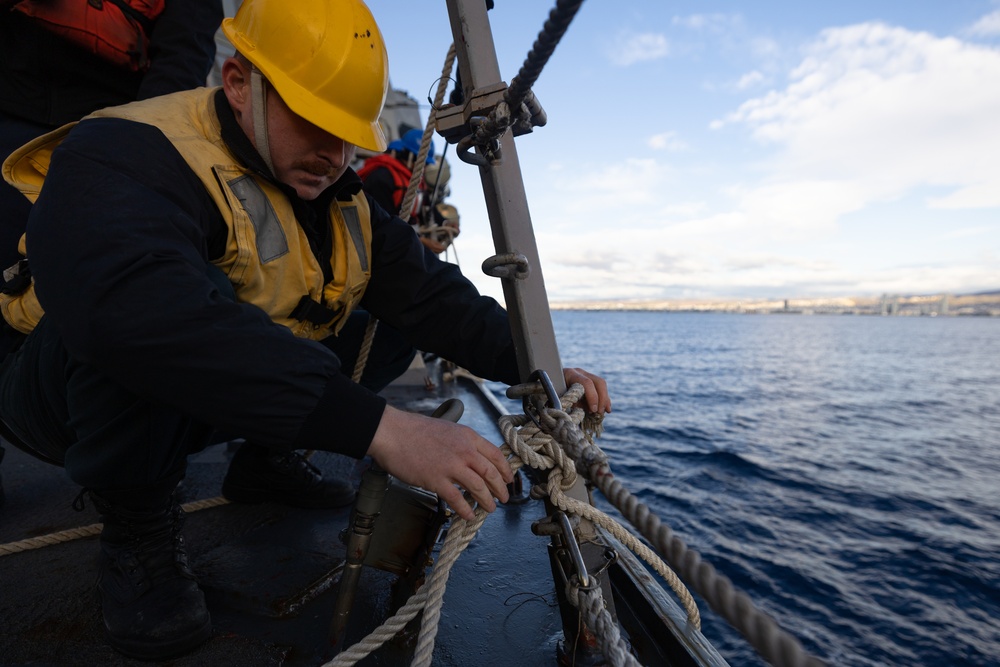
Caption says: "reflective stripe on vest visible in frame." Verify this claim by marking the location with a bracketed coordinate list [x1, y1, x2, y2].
[0, 89, 374, 341]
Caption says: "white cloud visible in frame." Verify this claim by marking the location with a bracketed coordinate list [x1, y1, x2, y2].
[539, 23, 1000, 300]
[445, 20, 1000, 303]
[647, 131, 686, 151]
[672, 13, 742, 33]
[736, 70, 765, 90]
[543, 158, 673, 216]
[968, 10, 1000, 37]
[606, 32, 669, 66]
[935, 225, 994, 241]
[717, 23, 1000, 212]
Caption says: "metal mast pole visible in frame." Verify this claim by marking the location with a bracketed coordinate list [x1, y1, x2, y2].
[443, 0, 618, 658]
[443, 0, 563, 385]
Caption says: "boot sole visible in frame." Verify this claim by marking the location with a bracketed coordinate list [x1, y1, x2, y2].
[107, 616, 212, 661]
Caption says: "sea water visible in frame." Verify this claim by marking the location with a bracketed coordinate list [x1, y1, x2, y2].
[537, 311, 999, 667]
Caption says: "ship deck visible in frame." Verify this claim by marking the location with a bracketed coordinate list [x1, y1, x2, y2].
[0, 360, 726, 666]
[0, 364, 575, 666]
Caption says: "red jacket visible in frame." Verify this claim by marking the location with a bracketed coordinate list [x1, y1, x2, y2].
[357, 153, 419, 219]
[9, 0, 165, 71]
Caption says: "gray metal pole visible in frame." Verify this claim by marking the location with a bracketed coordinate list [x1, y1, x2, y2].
[443, 0, 564, 387]
[443, 0, 619, 659]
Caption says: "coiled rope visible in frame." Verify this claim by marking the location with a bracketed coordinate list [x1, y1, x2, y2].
[324, 383, 693, 667]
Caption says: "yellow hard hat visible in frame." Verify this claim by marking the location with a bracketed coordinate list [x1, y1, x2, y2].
[222, 0, 389, 152]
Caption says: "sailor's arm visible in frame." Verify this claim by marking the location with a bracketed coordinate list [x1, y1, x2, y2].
[137, 0, 224, 99]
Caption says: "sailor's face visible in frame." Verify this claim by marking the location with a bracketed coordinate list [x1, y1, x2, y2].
[264, 90, 355, 201]
[223, 57, 354, 200]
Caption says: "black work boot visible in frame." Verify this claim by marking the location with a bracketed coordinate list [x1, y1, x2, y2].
[222, 443, 356, 509]
[89, 489, 211, 660]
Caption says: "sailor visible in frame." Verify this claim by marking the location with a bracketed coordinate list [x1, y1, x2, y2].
[358, 128, 435, 218]
[0, 0, 610, 659]
[0, 0, 225, 508]
[358, 128, 459, 254]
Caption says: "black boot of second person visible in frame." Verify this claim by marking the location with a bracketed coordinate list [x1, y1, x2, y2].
[221, 443, 356, 509]
[89, 487, 211, 660]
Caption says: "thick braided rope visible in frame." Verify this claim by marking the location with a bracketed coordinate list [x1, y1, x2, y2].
[533, 392, 826, 667]
[566, 584, 641, 667]
[496, 396, 700, 660]
[506, 0, 585, 109]
[593, 471, 826, 667]
[472, 0, 585, 148]
[504, 393, 699, 626]
[0, 496, 230, 557]
[323, 507, 486, 667]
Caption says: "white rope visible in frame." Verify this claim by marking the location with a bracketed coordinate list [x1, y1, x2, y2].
[329, 381, 698, 666]
[498, 387, 702, 627]
[399, 44, 456, 227]
[322, 507, 486, 667]
[351, 44, 458, 384]
[0, 496, 230, 556]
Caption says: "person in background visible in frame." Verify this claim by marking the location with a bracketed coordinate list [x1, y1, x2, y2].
[0, 0, 610, 659]
[422, 154, 462, 256]
[358, 127, 433, 218]
[0, 0, 225, 507]
[358, 127, 458, 254]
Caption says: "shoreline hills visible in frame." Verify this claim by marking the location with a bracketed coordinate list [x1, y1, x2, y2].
[549, 291, 1000, 317]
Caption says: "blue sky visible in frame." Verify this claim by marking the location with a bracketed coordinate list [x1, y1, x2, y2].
[372, 1, 1000, 304]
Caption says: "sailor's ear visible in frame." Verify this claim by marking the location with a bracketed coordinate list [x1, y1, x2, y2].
[221, 56, 251, 108]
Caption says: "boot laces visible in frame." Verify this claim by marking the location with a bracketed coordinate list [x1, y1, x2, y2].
[97, 496, 196, 584]
[269, 451, 323, 485]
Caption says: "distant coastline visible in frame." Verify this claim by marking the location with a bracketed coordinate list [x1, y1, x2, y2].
[549, 290, 1000, 317]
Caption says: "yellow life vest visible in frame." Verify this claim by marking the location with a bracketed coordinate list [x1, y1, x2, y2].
[1, 88, 372, 341]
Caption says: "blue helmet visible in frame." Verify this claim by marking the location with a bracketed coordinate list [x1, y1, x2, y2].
[394, 128, 435, 164]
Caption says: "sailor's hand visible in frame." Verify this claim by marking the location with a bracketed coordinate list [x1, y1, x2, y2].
[367, 405, 514, 521]
[420, 236, 447, 254]
[563, 367, 612, 415]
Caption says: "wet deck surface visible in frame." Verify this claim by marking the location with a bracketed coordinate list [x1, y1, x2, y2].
[0, 372, 565, 666]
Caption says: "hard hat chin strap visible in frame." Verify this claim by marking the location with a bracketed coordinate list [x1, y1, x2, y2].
[250, 66, 276, 176]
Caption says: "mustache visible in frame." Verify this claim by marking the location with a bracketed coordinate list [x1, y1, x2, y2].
[295, 160, 339, 177]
